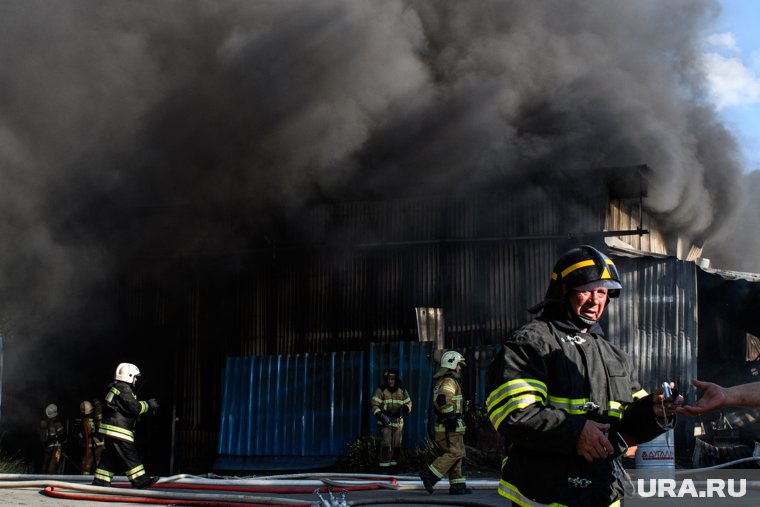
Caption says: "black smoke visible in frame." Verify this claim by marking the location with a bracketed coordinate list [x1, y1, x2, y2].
[0, 0, 747, 453]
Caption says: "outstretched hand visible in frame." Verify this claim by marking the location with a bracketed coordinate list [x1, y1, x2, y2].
[676, 379, 726, 416]
[576, 420, 612, 462]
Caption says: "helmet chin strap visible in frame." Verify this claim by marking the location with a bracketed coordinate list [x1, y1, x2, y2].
[562, 298, 598, 329]
[571, 312, 598, 328]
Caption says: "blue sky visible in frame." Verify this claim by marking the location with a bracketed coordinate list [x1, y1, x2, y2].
[706, 0, 760, 172]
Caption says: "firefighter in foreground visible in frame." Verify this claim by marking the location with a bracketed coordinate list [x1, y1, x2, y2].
[419, 350, 471, 495]
[486, 245, 683, 506]
[39, 403, 65, 474]
[93, 363, 159, 489]
[371, 369, 412, 467]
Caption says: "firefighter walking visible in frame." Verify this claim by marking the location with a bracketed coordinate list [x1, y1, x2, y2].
[39, 404, 65, 474]
[371, 369, 412, 468]
[93, 362, 159, 489]
[419, 350, 471, 495]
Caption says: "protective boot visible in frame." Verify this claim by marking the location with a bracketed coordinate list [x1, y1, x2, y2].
[449, 483, 472, 495]
[133, 475, 159, 489]
[379, 446, 392, 467]
[418, 468, 438, 494]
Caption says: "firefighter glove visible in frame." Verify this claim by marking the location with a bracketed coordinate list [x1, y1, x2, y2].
[401, 406, 410, 417]
[148, 398, 159, 410]
[378, 413, 391, 425]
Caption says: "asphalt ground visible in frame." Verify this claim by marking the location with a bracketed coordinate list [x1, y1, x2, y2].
[6, 473, 760, 506]
[0, 476, 504, 506]
[0, 483, 502, 506]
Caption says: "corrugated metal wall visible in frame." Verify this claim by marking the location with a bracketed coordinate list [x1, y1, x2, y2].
[214, 191, 606, 354]
[216, 351, 364, 469]
[0, 334, 3, 422]
[605, 255, 698, 397]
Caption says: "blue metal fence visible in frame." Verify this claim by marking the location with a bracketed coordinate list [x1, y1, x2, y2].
[216, 351, 364, 469]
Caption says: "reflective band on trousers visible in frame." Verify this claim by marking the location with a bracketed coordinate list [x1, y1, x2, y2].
[429, 463, 445, 479]
[94, 468, 114, 483]
[499, 479, 621, 507]
[126, 463, 146, 480]
[99, 423, 135, 442]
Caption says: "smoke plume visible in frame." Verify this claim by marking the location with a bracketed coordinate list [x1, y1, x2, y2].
[0, 0, 747, 431]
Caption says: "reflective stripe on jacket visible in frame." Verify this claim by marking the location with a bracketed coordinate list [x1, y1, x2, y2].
[433, 369, 466, 434]
[485, 307, 666, 506]
[99, 380, 150, 442]
[371, 386, 412, 428]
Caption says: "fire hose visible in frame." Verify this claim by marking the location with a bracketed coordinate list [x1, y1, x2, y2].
[0, 473, 500, 506]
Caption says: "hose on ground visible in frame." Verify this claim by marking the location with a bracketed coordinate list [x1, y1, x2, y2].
[0, 480, 311, 505]
[43, 485, 297, 507]
[348, 499, 495, 506]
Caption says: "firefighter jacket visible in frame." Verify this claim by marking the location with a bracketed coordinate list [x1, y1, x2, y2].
[372, 385, 412, 429]
[432, 368, 466, 434]
[99, 380, 151, 443]
[486, 307, 669, 507]
[40, 417, 65, 446]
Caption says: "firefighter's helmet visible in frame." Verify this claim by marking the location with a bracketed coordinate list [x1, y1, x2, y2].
[440, 350, 466, 370]
[45, 404, 58, 419]
[80, 401, 93, 415]
[383, 369, 399, 382]
[530, 245, 622, 313]
[115, 363, 141, 384]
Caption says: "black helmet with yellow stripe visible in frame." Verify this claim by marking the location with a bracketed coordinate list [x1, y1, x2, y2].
[529, 245, 622, 313]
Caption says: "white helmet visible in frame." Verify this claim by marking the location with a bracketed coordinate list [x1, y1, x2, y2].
[80, 400, 93, 415]
[115, 363, 141, 384]
[440, 350, 466, 370]
[45, 404, 58, 419]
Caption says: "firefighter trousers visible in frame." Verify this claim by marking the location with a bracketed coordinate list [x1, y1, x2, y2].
[41, 443, 62, 474]
[94, 437, 150, 487]
[82, 440, 104, 474]
[379, 426, 403, 466]
[428, 431, 466, 486]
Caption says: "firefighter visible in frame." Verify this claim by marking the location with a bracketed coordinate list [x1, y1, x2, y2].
[92, 363, 160, 489]
[371, 369, 412, 467]
[39, 403, 65, 474]
[486, 245, 683, 506]
[418, 350, 470, 495]
[78, 400, 105, 474]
